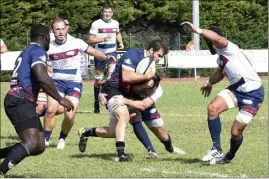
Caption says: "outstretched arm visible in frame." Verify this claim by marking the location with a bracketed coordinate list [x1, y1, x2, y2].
[181, 22, 228, 49]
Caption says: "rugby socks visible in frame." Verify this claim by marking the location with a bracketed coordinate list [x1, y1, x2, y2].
[208, 116, 222, 151]
[132, 121, 156, 153]
[94, 86, 100, 106]
[59, 131, 68, 140]
[116, 141, 125, 157]
[161, 134, 174, 152]
[82, 128, 97, 137]
[0, 143, 29, 175]
[226, 135, 243, 160]
[0, 144, 17, 159]
[44, 130, 52, 141]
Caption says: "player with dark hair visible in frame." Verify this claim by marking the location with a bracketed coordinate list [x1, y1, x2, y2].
[78, 38, 169, 162]
[88, 5, 124, 113]
[0, 24, 74, 175]
[181, 21, 264, 164]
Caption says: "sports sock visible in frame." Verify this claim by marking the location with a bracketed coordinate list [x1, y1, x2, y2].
[44, 130, 52, 140]
[59, 131, 68, 140]
[0, 143, 30, 175]
[132, 121, 156, 153]
[208, 116, 222, 151]
[94, 86, 100, 107]
[0, 144, 18, 159]
[115, 141, 125, 157]
[226, 135, 243, 160]
[161, 134, 173, 152]
[83, 128, 97, 137]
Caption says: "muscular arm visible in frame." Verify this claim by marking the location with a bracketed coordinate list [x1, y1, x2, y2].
[124, 97, 154, 111]
[208, 68, 225, 85]
[122, 67, 152, 83]
[85, 45, 108, 61]
[88, 34, 105, 44]
[32, 64, 62, 101]
[199, 29, 228, 49]
[116, 32, 123, 46]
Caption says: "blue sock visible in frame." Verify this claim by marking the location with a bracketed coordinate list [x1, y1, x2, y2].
[227, 135, 243, 160]
[208, 116, 222, 151]
[132, 121, 156, 153]
[44, 130, 52, 140]
[59, 131, 68, 140]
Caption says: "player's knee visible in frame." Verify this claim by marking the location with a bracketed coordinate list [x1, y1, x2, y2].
[144, 118, 164, 128]
[56, 106, 64, 115]
[207, 103, 220, 117]
[46, 107, 57, 117]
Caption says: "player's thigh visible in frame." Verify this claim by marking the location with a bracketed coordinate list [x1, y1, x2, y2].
[108, 110, 117, 135]
[129, 107, 142, 124]
[209, 89, 238, 113]
[47, 93, 63, 113]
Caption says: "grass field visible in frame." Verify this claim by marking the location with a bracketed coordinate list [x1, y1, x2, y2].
[0, 80, 268, 178]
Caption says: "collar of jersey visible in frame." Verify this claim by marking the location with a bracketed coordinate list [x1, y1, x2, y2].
[101, 18, 112, 23]
[30, 42, 41, 46]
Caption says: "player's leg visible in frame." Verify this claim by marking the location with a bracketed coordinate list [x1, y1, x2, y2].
[202, 89, 237, 162]
[0, 95, 45, 175]
[56, 82, 82, 150]
[43, 80, 65, 146]
[93, 59, 107, 113]
[36, 91, 47, 117]
[78, 110, 117, 153]
[211, 87, 264, 165]
[129, 108, 157, 159]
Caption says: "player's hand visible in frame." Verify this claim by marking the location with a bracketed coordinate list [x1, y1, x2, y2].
[180, 21, 199, 33]
[118, 43, 124, 50]
[99, 93, 108, 105]
[146, 79, 155, 88]
[107, 55, 117, 62]
[58, 98, 74, 112]
[103, 35, 112, 42]
[146, 66, 156, 80]
[200, 81, 212, 97]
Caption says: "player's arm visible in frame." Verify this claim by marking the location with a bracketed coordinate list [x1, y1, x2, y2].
[85, 45, 115, 61]
[88, 34, 106, 44]
[123, 97, 154, 111]
[181, 22, 228, 49]
[122, 67, 154, 83]
[32, 64, 62, 101]
[116, 32, 124, 49]
[207, 68, 225, 85]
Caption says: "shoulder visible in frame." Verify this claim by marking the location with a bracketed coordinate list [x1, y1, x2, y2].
[92, 19, 102, 26]
[111, 19, 119, 25]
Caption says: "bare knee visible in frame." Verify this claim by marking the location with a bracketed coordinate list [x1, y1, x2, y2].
[24, 138, 45, 156]
[207, 103, 220, 119]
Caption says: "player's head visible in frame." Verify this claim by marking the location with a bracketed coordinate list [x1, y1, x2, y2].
[146, 38, 169, 63]
[51, 17, 67, 43]
[204, 25, 224, 55]
[101, 5, 113, 22]
[57, 14, 70, 32]
[30, 24, 50, 51]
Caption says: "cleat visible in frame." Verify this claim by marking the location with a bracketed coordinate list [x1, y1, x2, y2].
[171, 146, 186, 155]
[78, 128, 88, 153]
[45, 138, 50, 147]
[202, 147, 224, 162]
[210, 155, 231, 165]
[56, 138, 65, 150]
[115, 155, 130, 162]
[146, 151, 158, 160]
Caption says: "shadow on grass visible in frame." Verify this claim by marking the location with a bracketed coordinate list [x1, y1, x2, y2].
[6, 173, 38, 178]
[71, 153, 135, 161]
[161, 157, 203, 164]
[0, 135, 19, 141]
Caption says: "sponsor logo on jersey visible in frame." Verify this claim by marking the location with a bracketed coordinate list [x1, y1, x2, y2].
[124, 58, 132, 65]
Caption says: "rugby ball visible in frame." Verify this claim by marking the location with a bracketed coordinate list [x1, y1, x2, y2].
[136, 57, 156, 75]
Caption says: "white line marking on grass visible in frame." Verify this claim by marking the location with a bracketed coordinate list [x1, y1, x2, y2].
[140, 168, 248, 178]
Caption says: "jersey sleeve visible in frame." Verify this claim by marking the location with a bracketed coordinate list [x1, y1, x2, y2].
[149, 85, 163, 103]
[30, 48, 48, 68]
[76, 39, 89, 52]
[121, 51, 139, 72]
[89, 21, 98, 35]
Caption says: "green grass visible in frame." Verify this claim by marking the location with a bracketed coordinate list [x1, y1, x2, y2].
[1, 80, 268, 178]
